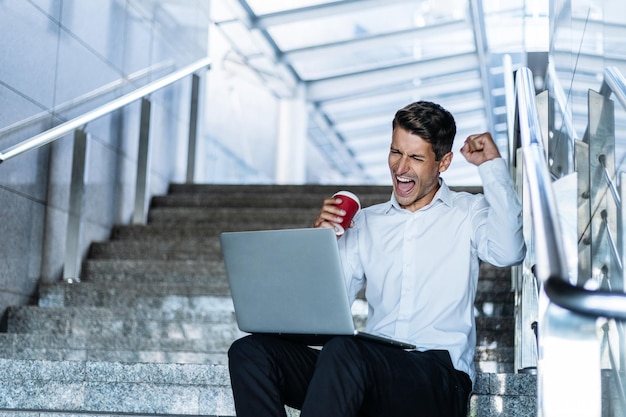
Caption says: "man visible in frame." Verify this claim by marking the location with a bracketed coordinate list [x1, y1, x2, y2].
[228, 101, 525, 417]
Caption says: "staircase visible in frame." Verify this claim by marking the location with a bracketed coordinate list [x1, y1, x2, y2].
[0, 184, 536, 416]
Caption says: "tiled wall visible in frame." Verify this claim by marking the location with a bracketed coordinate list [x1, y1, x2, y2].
[0, 0, 209, 317]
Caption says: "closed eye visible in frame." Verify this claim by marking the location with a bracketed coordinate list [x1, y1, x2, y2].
[390, 148, 425, 162]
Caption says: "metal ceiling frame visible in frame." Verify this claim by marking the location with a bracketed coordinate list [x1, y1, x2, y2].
[214, 0, 496, 183]
[469, 0, 495, 134]
[306, 52, 480, 101]
[246, 0, 414, 28]
[279, 19, 469, 64]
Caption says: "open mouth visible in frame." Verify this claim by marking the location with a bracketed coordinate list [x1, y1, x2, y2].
[395, 176, 416, 196]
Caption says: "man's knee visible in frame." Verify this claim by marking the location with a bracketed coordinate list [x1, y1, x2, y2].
[317, 336, 365, 366]
[228, 334, 271, 364]
[228, 335, 270, 372]
[228, 335, 253, 357]
[228, 334, 285, 388]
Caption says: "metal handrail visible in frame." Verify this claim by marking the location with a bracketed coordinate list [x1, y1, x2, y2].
[517, 67, 626, 320]
[0, 60, 175, 138]
[0, 57, 211, 163]
[1, 56, 211, 282]
[517, 67, 569, 283]
[601, 66, 626, 112]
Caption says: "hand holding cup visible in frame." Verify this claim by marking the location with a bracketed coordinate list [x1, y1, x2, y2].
[330, 191, 361, 235]
[313, 190, 361, 235]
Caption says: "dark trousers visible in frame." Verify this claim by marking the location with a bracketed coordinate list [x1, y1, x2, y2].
[228, 334, 472, 417]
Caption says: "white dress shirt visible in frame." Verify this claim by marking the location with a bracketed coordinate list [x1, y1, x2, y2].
[337, 158, 525, 383]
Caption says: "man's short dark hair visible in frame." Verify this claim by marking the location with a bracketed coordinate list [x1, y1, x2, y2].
[392, 101, 456, 160]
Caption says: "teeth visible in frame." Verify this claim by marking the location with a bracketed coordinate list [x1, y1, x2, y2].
[397, 177, 412, 183]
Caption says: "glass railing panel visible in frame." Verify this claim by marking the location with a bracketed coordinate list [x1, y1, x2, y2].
[593, 68, 626, 417]
[515, 66, 603, 417]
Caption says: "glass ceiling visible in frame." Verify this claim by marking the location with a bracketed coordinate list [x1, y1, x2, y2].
[211, 0, 551, 185]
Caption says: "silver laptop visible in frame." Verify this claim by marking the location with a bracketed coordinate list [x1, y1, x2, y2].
[220, 228, 415, 349]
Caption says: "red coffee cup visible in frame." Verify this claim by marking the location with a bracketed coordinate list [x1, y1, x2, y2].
[332, 191, 361, 235]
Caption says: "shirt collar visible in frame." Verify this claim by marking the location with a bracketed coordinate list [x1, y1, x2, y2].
[385, 177, 454, 213]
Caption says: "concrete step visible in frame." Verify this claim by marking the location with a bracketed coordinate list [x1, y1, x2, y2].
[7, 305, 512, 340]
[0, 356, 529, 417]
[78, 254, 515, 317]
[166, 184, 391, 197]
[0, 412, 208, 417]
[476, 316, 514, 333]
[37, 277, 515, 342]
[6, 305, 240, 339]
[81, 259, 226, 282]
[0, 330, 516, 372]
[111, 223, 310, 240]
[470, 373, 537, 416]
[475, 346, 515, 373]
[147, 206, 319, 226]
[151, 191, 391, 209]
[0, 332, 233, 364]
[477, 328, 514, 348]
[478, 263, 515, 280]
[4, 307, 514, 374]
[85, 241, 514, 302]
[0, 358, 234, 415]
[39, 280, 514, 322]
[88, 238, 224, 260]
[165, 183, 482, 196]
[39, 283, 233, 308]
[39, 280, 514, 332]
[78, 257, 511, 290]
[86, 239, 515, 290]
[7, 291, 514, 368]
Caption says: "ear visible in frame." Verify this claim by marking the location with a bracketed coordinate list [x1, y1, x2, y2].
[438, 152, 453, 173]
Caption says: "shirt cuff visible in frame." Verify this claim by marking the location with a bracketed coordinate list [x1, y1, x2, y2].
[477, 157, 512, 186]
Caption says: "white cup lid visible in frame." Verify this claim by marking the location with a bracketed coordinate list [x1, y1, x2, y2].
[332, 190, 361, 209]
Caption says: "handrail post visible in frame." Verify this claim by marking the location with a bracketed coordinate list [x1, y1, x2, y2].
[588, 89, 618, 290]
[133, 98, 152, 225]
[186, 74, 200, 183]
[63, 129, 89, 283]
[617, 172, 626, 370]
[576, 139, 591, 285]
[503, 54, 516, 174]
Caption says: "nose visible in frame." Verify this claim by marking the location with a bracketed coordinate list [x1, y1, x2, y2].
[396, 155, 410, 173]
